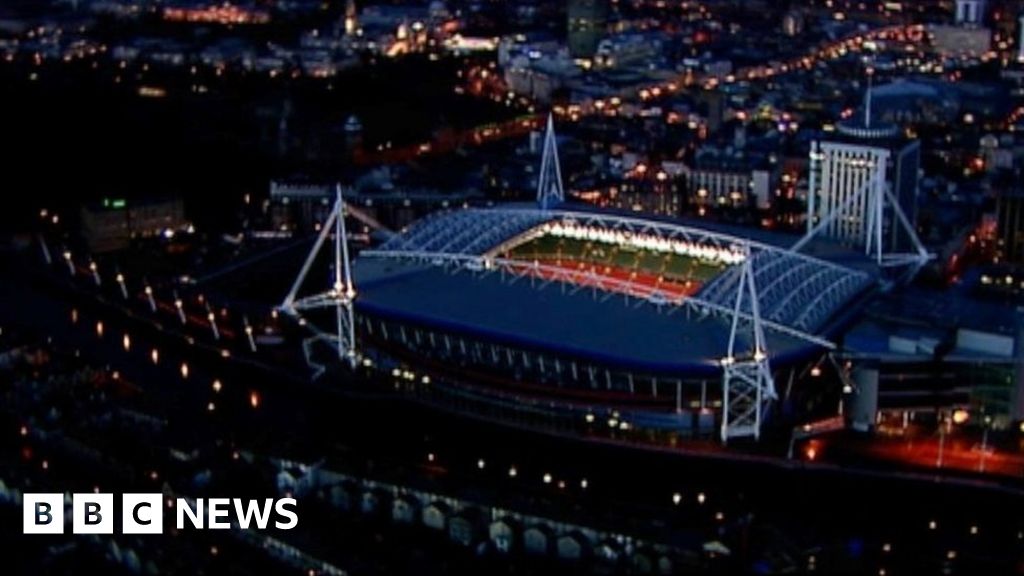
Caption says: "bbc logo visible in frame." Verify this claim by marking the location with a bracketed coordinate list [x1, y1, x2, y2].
[24, 493, 298, 534]
[23, 493, 163, 535]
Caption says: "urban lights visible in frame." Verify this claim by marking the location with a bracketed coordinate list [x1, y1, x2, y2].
[952, 409, 970, 425]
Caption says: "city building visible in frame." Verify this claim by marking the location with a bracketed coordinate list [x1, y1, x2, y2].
[956, 0, 987, 25]
[929, 0, 991, 57]
[500, 37, 578, 103]
[593, 32, 664, 70]
[997, 191, 1024, 264]
[567, 0, 607, 59]
[807, 89, 921, 252]
[679, 148, 777, 212]
[928, 24, 992, 57]
[80, 196, 188, 252]
[843, 288, 1024, 426]
[1019, 13, 1024, 62]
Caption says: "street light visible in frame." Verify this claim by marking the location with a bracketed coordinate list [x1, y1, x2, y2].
[174, 295, 186, 325]
[144, 285, 156, 312]
[207, 310, 219, 340]
[952, 409, 970, 425]
[243, 318, 256, 352]
[979, 415, 992, 473]
[115, 272, 127, 299]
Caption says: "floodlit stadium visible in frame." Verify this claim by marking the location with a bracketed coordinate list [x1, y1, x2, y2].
[281, 118, 905, 441]
[284, 203, 878, 441]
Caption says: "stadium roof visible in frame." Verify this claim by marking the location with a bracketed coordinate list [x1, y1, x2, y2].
[353, 258, 809, 375]
[353, 205, 877, 372]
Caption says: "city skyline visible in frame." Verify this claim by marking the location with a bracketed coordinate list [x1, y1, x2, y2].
[2, 1, 1024, 575]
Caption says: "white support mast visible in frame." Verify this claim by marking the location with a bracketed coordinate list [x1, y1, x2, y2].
[280, 185, 358, 371]
[800, 66, 931, 279]
[720, 248, 776, 441]
[536, 113, 565, 211]
[796, 170, 931, 274]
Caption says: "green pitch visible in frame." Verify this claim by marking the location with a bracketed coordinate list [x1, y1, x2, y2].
[506, 235, 730, 284]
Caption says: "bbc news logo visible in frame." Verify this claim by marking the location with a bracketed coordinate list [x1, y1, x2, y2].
[23, 494, 298, 534]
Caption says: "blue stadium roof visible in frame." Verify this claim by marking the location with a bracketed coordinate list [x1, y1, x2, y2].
[351, 205, 878, 374]
[354, 258, 811, 375]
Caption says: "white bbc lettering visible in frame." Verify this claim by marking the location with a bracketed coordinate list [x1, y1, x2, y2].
[72, 493, 113, 534]
[23, 493, 297, 534]
[23, 493, 64, 534]
[122, 494, 163, 534]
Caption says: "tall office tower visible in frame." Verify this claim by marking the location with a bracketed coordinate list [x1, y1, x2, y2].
[956, 0, 986, 25]
[807, 88, 921, 252]
[1019, 13, 1024, 61]
[998, 191, 1024, 264]
[567, 0, 608, 59]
